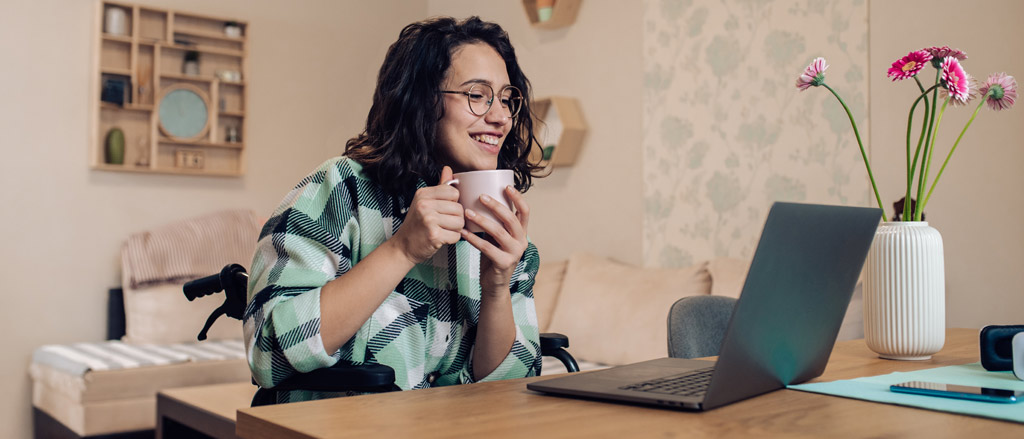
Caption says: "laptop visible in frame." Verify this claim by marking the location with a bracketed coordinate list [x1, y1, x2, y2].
[527, 202, 882, 410]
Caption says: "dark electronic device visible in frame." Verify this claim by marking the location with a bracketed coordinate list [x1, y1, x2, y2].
[980, 325, 1024, 371]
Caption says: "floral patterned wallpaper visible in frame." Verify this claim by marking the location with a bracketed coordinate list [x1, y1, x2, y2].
[642, 0, 870, 267]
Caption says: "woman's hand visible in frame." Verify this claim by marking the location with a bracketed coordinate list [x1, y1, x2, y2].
[391, 166, 464, 264]
[461, 185, 530, 296]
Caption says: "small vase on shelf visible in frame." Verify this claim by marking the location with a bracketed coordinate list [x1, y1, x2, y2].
[105, 128, 125, 165]
[225, 126, 239, 143]
[135, 135, 149, 167]
[104, 6, 128, 36]
[224, 21, 242, 38]
[183, 51, 200, 76]
[536, 0, 555, 22]
[863, 221, 946, 360]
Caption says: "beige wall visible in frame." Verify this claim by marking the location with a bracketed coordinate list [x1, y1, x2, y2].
[0, 0, 425, 437]
[869, 0, 1024, 328]
[3, 0, 1020, 436]
[426, 0, 646, 265]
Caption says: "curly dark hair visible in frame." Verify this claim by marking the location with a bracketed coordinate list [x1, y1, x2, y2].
[344, 16, 543, 196]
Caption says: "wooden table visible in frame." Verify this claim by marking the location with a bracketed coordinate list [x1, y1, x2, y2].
[237, 329, 1024, 438]
[157, 382, 256, 439]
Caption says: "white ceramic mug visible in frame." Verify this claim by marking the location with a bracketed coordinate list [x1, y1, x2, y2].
[446, 169, 514, 234]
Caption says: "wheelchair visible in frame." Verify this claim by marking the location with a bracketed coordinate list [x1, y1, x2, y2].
[184, 263, 579, 406]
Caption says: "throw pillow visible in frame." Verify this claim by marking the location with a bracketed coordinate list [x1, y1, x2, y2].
[533, 260, 567, 333]
[121, 282, 243, 344]
[546, 252, 711, 366]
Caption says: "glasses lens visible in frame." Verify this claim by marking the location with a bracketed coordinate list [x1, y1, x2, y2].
[500, 86, 522, 118]
[467, 84, 493, 116]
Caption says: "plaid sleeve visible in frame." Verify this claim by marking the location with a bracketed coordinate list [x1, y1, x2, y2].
[243, 158, 360, 388]
[460, 242, 542, 383]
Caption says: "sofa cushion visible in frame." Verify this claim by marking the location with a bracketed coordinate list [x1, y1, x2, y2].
[706, 257, 748, 299]
[30, 339, 250, 436]
[534, 261, 567, 333]
[547, 252, 711, 366]
[121, 283, 242, 344]
[119, 209, 259, 344]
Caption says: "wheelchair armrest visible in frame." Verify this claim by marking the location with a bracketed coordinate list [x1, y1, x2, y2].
[269, 362, 397, 393]
[540, 332, 579, 373]
[540, 332, 569, 351]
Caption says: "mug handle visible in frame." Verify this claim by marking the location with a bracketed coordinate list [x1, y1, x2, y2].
[445, 178, 459, 187]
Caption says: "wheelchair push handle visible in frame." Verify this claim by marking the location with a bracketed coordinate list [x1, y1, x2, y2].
[183, 273, 223, 301]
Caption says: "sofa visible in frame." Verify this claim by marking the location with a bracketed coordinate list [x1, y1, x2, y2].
[535, 252, 864, 373]
[29, 210, 258, 438]
[30, 234, 863, 435]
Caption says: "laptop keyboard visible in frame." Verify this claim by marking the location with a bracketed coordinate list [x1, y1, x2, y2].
[619, 367, 715, 397]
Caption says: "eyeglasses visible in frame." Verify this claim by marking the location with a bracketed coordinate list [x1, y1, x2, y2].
[441, 84, 523, 118]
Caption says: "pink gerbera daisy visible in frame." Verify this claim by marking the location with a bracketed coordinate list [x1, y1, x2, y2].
[888, 50, 932, 81]
[939, 76, 977, 107]
[796, 57, 828, 91]
[978, 72, 1017, 111]
[924, 46, 967, 67]
[940, 57, 970, 103]
[923, 45, 968, 61]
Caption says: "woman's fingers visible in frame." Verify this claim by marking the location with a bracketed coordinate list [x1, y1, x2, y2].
[460, 228, 503, 260]
[464, 207, 509, 241]
[505, 186, 530, 232]
[474, 194, 522, 238]
[440, 166, 454, 184]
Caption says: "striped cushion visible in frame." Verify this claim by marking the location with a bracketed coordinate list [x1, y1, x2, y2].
[32, 339, 245, 376]
[121, 209, 259, 289]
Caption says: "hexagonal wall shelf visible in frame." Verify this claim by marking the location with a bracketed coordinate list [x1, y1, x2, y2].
[530, 96, 587, 168]
[521, 0, 582, 30]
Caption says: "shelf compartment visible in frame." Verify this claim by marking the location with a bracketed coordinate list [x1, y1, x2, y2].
[98, 106, 153, 168]
[217, 84, 245, 114]
[100, 39, 131, 72]
[156, 143, 242, 175]
[172, 28, 245, 54]
[139, 8, 168, 42]
[173, 12, 246, 41]
[160, 49, 243, 81]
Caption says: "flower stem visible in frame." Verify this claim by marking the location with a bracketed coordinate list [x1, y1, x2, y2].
[922, 92, 991, 210]
[907, 79, 937, 220]
[822, 83, 888, 221]
[912, 70, 941, 220]
[915, 98, 948, 220]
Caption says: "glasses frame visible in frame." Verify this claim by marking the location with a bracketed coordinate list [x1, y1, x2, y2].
[441, 84, 523, 118]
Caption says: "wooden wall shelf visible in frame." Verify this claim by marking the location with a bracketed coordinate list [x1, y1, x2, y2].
[91, 1, 248, 177]
[521, 0, 582, 30]
[530, 96, 587, 168]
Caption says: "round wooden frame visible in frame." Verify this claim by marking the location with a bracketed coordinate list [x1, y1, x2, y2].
[158, 83, 211, 141]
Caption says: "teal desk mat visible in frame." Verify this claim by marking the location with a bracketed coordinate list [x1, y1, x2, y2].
[788, 363, 1024, 423]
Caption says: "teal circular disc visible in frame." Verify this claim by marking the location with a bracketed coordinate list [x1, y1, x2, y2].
[159, 88, 208, 139]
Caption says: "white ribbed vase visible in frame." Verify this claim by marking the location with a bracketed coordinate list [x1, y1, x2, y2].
[864, 221, 945, 360]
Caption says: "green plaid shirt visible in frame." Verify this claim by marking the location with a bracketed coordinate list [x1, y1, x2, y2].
[244, 157, 541, 402]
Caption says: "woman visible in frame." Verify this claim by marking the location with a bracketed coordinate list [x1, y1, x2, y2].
[244, 16, 544, 403]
